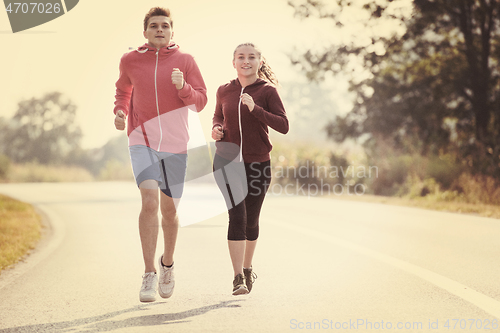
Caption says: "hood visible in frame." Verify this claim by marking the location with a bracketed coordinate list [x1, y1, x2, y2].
[232, 78, 268, 88]
[135, 42, 179, 55]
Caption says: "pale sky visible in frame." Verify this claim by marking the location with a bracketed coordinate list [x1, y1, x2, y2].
[0, 0, 411, 149]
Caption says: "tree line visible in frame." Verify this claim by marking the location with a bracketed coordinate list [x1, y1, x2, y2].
[0, 91, 129, 177]
[288, 0, 499, 179]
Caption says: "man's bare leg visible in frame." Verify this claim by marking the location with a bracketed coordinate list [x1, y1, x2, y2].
[159, 193, 179, 266]
[139, 180, 160, 273]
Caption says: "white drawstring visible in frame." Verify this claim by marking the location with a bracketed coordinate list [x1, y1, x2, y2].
[238, 87, 244, 162]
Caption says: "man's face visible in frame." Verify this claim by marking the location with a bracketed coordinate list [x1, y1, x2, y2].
[143, 16, 173, 49]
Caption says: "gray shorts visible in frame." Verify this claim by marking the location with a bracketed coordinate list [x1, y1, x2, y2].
[129, 145, 187, 198]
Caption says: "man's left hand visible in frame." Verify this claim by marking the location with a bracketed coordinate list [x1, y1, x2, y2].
[172, 68, 185, 90]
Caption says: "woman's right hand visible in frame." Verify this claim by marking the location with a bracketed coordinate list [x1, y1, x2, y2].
[212, 125, 224, 141]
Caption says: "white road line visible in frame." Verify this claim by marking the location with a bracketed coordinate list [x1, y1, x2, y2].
[269, 218, 500, 318]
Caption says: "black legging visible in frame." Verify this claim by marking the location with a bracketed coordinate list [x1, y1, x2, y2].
[213, 154, 271, 241]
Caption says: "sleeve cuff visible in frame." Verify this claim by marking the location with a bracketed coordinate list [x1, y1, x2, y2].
[251, 105, 264, 117]
[178, 82, 191, 98]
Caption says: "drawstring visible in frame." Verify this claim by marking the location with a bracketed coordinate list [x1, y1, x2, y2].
[238, 87, 244, 162]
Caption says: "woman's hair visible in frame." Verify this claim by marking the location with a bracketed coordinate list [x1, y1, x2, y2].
[233, 43, 278, 86]
[144, 7, 172, 31]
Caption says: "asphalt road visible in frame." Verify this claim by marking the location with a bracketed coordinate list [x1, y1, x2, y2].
[1, 182, 500, 332]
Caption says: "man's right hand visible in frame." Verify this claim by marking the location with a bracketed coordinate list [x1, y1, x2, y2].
[115, 110, 126, 130]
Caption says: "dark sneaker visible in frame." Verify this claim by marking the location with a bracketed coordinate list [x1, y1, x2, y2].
[243, 267, 257, 293]
[232, 273, 249, 295]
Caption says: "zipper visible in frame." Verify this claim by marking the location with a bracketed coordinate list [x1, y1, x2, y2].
[238, 87, 244, 162]
[154, 49, 163, 151]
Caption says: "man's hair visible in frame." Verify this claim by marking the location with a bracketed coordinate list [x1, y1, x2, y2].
[143, 7, 172, 31]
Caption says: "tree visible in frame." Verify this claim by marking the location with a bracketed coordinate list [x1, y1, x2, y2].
[288, 0, 500, 176]
[2, 92, 82, 164]
[83, 134, 130, 176]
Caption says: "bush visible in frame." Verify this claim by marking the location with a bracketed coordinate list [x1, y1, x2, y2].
[395, 171, 500, 205]
[453, 173, 500, 205]
[98, 159, 134, 181]
[0, 154, 11, 180]
[369, 154, 423, 196]
[270, 140, 369, 194]
[398, 173, 457, 199]
[263, 140, 500, 205]
[367, 150, 469, 197]
[8, 162, 94, 182]
[426, 154, 463, 189]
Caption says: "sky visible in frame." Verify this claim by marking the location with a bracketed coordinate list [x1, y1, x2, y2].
[0, 0, 411, 149]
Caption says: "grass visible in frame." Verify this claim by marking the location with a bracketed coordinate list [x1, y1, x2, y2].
[0, 194, 42, 271]
[328, 193, 500, 219]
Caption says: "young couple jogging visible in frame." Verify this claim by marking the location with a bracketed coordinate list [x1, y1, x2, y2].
[113, 7, 288, 302]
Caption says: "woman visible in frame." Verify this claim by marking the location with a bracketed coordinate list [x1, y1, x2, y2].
[212, 43, 289, 295]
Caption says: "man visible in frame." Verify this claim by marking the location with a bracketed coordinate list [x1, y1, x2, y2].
[113, 7, 207, 302]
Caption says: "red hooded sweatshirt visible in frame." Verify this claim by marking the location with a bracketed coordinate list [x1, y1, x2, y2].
[114, 43, 207, 154]
[212, 78, 289, 162]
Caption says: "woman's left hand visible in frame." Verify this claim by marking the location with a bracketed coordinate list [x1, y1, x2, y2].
[240, 93, 255, 112]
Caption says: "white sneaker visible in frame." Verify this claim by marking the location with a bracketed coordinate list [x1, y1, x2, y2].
[158, 256, 175, 298]
[139, 272, 158, 302]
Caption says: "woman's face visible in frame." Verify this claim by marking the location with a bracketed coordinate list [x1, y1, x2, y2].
[233, 45, 262, 78]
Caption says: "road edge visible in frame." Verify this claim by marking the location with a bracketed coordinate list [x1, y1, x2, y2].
[0, 203, 65, 291]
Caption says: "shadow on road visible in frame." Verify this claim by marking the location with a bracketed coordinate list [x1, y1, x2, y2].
[0, 300, 242, 332]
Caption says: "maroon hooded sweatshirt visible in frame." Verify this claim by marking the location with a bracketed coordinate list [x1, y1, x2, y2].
[212, 78, 289, 163]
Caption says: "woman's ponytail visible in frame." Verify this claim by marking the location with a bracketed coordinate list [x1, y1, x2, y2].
[258, 56, 278, 86]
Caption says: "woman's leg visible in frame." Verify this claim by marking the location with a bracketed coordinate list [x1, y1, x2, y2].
[243, 240, 257, 268]
[227, 201, 249, 294]
[244, 160, 271, 267]
[213, 155, 248, 277]
[227, 199, 247, 276]
[228, 240, 246, 276]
